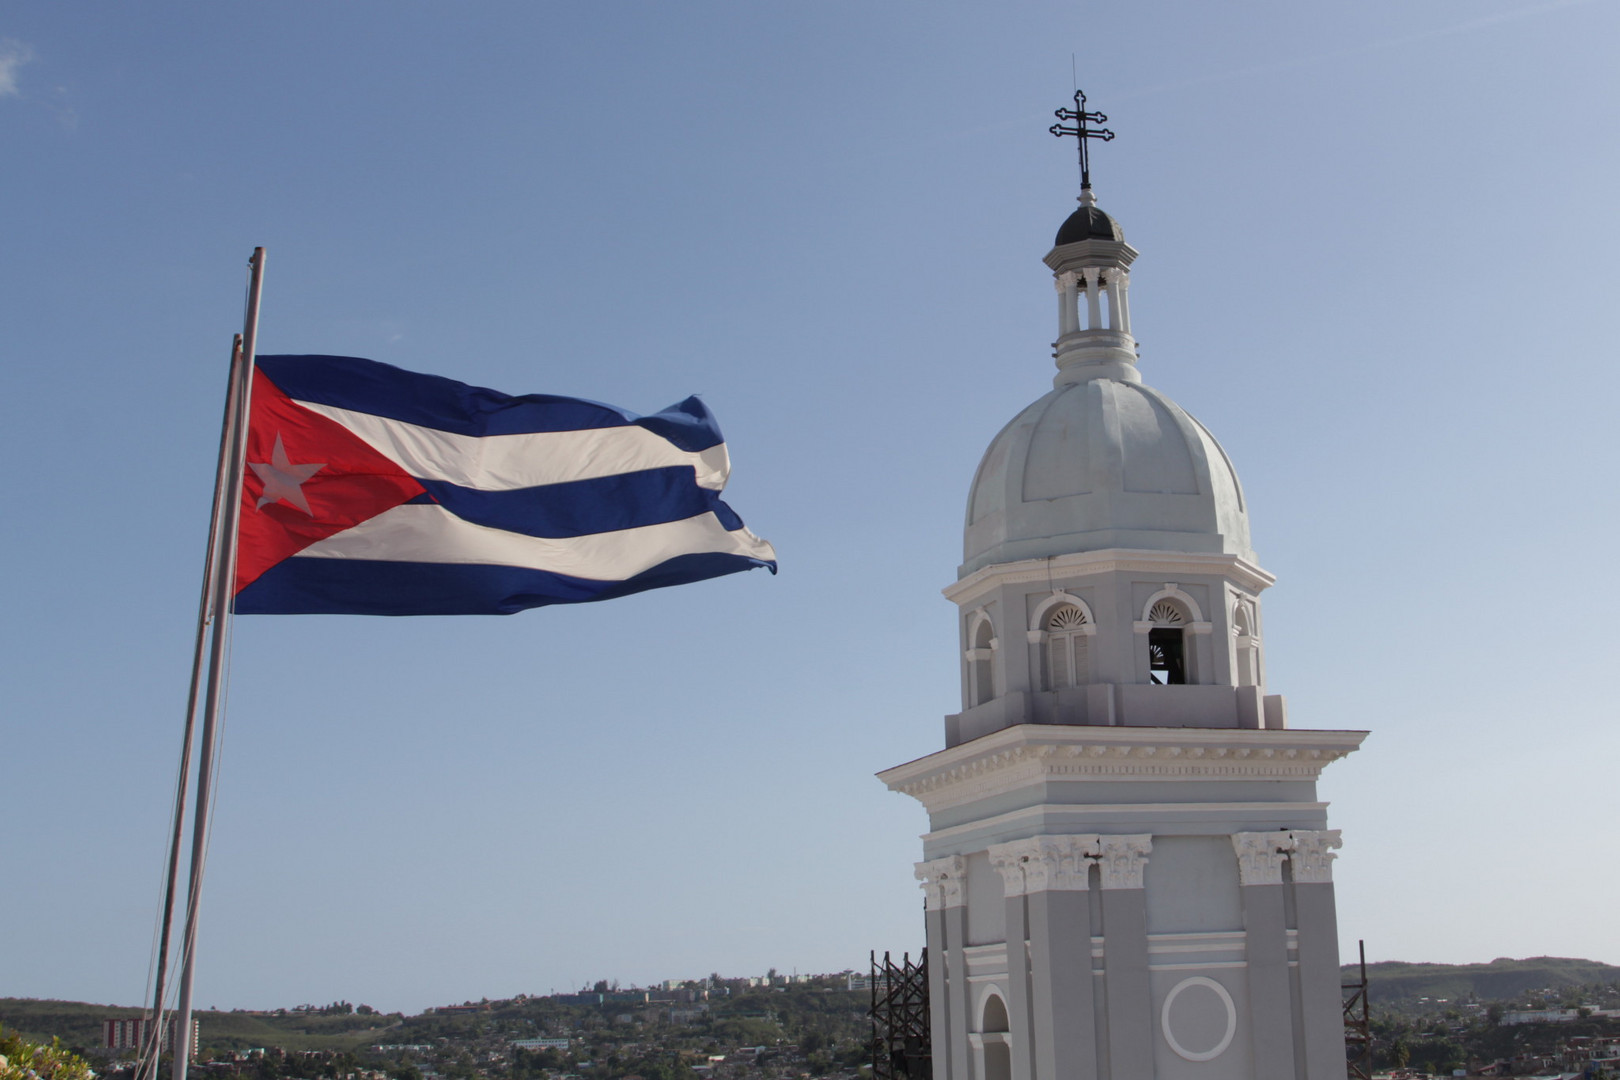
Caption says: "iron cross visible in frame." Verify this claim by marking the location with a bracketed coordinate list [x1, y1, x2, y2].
[1049, 89, 1114, 191]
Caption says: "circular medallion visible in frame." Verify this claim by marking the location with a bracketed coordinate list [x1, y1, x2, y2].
[1160, 976, 1237, 1062]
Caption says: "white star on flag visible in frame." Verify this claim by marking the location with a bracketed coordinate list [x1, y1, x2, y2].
[248, 434, 325, 514]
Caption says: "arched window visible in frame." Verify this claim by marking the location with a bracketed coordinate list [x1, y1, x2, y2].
[981, 993, 1009, 1033]
[978, 993, 1012, 1080]
[1043, 604, 1091, 690]
[1147, 600, 1187, 685]
[968, 616, 996, 706]
[1232, 599, 1261, 688]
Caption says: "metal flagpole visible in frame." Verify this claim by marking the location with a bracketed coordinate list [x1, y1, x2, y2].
[138, 335, 246, 1080]
[171, 249, 265, 1080]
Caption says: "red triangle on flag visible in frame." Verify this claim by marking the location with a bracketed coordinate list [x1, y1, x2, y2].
[236, 367, 427, 594]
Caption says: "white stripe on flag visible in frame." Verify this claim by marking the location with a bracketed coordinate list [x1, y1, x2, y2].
[296, 504, 777, 579]
[293, 399, 732, 491]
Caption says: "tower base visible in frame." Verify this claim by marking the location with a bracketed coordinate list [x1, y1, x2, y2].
[879, 724, 1365, 1080]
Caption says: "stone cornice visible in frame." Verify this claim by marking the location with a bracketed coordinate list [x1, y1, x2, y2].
[944, 549, 1276, 609]
[878, 725, 1367, 815]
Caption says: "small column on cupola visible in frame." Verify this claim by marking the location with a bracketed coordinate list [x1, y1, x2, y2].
[1047, 92, 1140, 384]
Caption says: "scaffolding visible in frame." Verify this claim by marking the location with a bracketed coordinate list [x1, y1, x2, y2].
[1344, 939, 1372, 1080]
[871, 950, 931, 1080]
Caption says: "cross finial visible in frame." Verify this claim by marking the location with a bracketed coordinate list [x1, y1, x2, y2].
[1049, 89, 1114, 193]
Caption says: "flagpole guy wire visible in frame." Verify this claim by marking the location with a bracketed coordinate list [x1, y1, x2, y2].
[152, 249, 264, 1080]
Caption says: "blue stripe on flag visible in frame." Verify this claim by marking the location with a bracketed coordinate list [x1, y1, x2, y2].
[256, 355, 724, 450]
[234, 552, 773, 616]
[417, 467, 729, 539]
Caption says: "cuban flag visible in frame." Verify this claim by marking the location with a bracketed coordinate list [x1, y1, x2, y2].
[234, 355, 777, 615]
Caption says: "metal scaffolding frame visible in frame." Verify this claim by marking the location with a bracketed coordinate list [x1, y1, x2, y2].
[1344, 939, 1372, 1080]
[871, 949, 931, 1080]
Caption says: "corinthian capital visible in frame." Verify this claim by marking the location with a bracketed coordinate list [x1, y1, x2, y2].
[988, 835, 1099, 895]
[1231, 832, 1290, 886]
[915, 855, 969, 909]
[1096, 834, 1153, 890]
[987, 843, 1029, 897]
[1046, 834, 1102, 891]
[1287, 830, 1342, 884]
[1055, 271, 1080, 293]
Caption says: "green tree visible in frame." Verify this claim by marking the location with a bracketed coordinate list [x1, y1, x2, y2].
[637, 1057, 694, 1080]
[0, 1027, 95, 1080]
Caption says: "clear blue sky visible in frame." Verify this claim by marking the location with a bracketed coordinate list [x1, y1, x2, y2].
[4, 1, 1618, 1015]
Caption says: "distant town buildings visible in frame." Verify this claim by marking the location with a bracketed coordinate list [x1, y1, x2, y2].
[1499, 1008, 1620, 1025]
[1558, 1034, 1620, 1074]
[103, 1017, 199, 1055]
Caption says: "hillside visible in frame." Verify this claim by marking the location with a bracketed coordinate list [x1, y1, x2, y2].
[1, 984, 874, 1078]
[10, 956, 1620, 1061]
[0, 999, 403, 1054]
[1347, 956, 1620, 1007]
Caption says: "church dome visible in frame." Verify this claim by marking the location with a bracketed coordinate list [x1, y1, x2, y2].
[1054, 204, 1123, 245]
[960, 188, 1254, 578]
[961, 375, 1252, 577]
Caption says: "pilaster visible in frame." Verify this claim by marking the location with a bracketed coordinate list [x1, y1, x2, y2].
[1232, 832, 1297, 1080]
[1096, 835, 1153, 1080]
[1288, 831, 1345, 1080]
[988, 837, 1103, 1080]
[918, 857, 970, 1080]
[921, 906, 949, 1080]
[989, 847, 1036, 1080]
[1033, 837, 1100, 1080]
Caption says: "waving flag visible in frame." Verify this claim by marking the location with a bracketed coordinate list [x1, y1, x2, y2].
[234, 355, 776, 615]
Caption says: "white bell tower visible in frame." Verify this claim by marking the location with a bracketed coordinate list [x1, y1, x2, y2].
[880, 97, 1364, 1080]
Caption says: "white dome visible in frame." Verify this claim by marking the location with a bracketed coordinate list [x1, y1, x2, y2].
[962, 374, 1252, 577]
